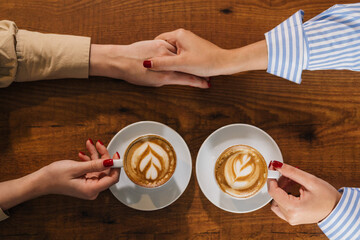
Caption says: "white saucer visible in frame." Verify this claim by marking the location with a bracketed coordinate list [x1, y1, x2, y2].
[108, 121, 192, 211]
[196, 124, 283, 213]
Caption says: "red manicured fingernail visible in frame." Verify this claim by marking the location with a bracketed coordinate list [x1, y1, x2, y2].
[116, 152, 120, 159]
[143, 60, 152, 68]
[97, 140, 104, 145]
[79, 151, 85, 155]
[268, 161, 273, 168]
[103, 159, 113, 167]
[295, 166, 299, 169]
[272, 160, 283, 169]
[88, 138, 94, 145]
[207, 82, 211, 88]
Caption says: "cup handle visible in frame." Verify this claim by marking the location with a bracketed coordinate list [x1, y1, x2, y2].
[268, 170, 281, 179]
[111, 159, 124, 168]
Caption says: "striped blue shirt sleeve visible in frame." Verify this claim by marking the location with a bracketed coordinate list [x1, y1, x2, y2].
[265, 10, 307, 84]
[318, 187, 360, 240]
[265, 3, 360, 84]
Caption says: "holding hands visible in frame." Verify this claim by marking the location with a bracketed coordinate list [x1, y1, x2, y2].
[91, 29, 268, 89]
[143, 29, 268, 77]
[144, 29, 227, 76]
[90, 40, 209, 88]
[267, 161, 341, 225]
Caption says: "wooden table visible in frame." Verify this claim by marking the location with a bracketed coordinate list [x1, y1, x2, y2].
[1, 0, 359, 239]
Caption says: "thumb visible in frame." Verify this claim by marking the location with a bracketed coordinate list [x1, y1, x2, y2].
[143, 55, 182, 72]
[73, 158, 113, 176]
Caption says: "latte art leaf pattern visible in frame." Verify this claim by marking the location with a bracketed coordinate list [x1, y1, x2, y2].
[124, 135, 176, 188]
[131, 142, 169, 181]
[234, 154, 252, 180]
[224, 153, 260, 190]
[215, 145, 267, 198]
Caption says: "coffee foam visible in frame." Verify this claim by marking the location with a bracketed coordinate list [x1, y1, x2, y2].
[124, 135, 176, 188]
[215, 145, 267, 198]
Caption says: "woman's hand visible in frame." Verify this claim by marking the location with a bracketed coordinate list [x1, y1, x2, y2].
[268, 161, 342, 225]
[142, 29, 268, 77]
[42, 139, 120, 200]
[89, 40, 209, 88]
[0, 139, 120, 211]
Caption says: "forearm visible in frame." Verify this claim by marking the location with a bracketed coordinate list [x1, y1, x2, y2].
[0, 168, 47, 210]
[220, 40, 268, 75]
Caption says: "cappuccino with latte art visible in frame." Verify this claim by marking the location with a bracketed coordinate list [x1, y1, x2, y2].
[124, 135, 176, 188]
[215, 145, 268, 198]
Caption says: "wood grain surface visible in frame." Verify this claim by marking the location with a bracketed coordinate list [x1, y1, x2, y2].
[0, 0, 360, 239]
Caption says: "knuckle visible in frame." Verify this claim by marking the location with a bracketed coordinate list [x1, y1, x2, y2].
[90, 161, 98, 172]
[286, 167, 297, 176]
[154, 41, 164, 49]
[159, 47, 169, 55]
[305, 175, 318, 189]
[176, 28, 187, 36]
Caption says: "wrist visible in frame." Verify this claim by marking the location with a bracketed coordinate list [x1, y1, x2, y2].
[21, 167, 49, 200]
[319, 191, 342, 223]
[89, 44, 128, 79]
[219, 40, 268, 75]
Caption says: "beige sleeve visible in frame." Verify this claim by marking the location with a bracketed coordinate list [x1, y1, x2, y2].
[0, 20, 91, 88]
[0, 20, 18, 88]
[0, 208, 8, 221]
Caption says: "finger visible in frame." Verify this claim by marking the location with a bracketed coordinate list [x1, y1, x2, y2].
[268, 177, 295, 207]
[109, 152, 121, 178]
[103, 152, 120, 175]
[113, 151, 120, 160]
[162, 72, 210, 89]
[92, 152, 121, 192]
[162, 40, 177, 53]
[155, 30, 179, 44]
[90, 173, 119, 193]
[86, 139, 99, 160]
[270, 162, 297, 194]
[73, 158, 113, 177]
[271, 201, 287, 222]
[273, 162, 318, 191]
[96, 140, 110, 159]
[78, 151, 91, 161]
[143, 55, 182, 72]
[278, 176, 294, 190]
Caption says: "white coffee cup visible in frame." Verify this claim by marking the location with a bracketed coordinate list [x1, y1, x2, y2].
[111, 134, 177, 189]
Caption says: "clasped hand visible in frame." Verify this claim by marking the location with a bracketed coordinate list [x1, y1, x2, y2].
[41, 139, 120, 200]
[89, 40, 210, 88]
[268, 162, 341, 225]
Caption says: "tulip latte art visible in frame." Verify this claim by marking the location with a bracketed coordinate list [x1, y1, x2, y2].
[215, 145, 268, 198]
[124, 135, 176, 188]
